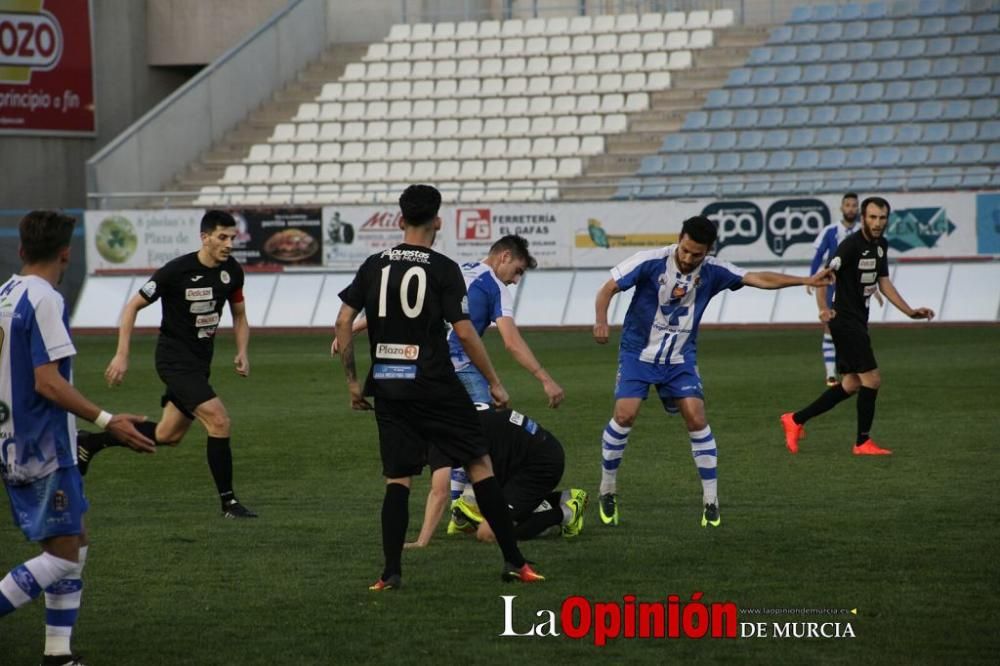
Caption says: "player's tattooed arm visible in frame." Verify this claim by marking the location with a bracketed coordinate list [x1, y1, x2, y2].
[336, 303, 371, 410]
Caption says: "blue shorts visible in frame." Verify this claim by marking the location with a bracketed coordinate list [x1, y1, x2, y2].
[614, 354, 704, 413]
[455, 365, 491, 405]
[5, 466, 89, 542]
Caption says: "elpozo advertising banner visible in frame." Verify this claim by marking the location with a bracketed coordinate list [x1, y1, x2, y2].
[0, 0, 95, 135]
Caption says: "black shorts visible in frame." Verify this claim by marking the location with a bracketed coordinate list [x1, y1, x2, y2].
[374, 388, 489, 479]
[156, 357, 216, 420]
[503, 435, 565, 521]
[830, 317, 878, 375]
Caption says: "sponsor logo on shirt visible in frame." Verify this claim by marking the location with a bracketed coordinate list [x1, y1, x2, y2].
[461, 295, 469, 314]
[196, 313, 220, 327]
[864, 285, 878, 296]
[197, 327, 218, 339]
[858, 258, 877, 270]
[189, 300, 216, 314]
[861, 272, 878, 284]
[190, 275, 203, 282]
[509, 411, 525, 426]
[381, 248, 431, 264]
[52, 490, 68, 511]
[376, 343, 420, 360]
[186, 287, 213, 301]
[372, 364, 418, 380]
[141, 281, 157, 297]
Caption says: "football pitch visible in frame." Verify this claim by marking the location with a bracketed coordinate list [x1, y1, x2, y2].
[4, 327, 998, 665]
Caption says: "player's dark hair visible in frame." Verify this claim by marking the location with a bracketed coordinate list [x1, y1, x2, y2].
[489, 234, 537, 270]
[860, 196, 891, 217]
[680, 215, 718, 248]
[843, 192, 859, 201]
[398, 184, 442, 226]
[201, 210, 237, 234]
[19, 210, 76, 263]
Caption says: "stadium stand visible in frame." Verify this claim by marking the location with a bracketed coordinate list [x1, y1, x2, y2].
[616, 0, 1000, 198]
[183, 9, 748, 205]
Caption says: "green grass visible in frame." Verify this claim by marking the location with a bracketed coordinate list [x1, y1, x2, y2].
[4, 327, 999, 665]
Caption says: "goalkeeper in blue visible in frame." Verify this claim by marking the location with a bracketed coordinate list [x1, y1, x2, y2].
[592, 216, 832, 528]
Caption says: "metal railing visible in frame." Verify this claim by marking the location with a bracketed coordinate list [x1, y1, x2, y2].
[85, 0, 329, 206]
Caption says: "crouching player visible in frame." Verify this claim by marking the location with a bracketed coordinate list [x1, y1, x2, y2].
[406, 404, 587, 547]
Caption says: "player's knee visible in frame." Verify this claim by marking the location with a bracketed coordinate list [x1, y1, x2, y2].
[204, 412, 231, 436]
[685, 416, 708, 432]
[862, 374, 881, 390]
[612, 409, 638, 428]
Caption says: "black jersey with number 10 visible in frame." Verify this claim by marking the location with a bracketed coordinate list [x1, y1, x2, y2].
[339, 243, 471, 400]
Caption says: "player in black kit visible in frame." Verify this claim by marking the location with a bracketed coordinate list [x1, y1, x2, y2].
[413, 405, 587, 546]
[781, 197, 935, 456]
[335, 184, 544, 589]
[78, 210, 257, 518]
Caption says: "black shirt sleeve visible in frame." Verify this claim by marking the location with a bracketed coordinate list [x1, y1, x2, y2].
[339, 258, 369, 311]
[440, 260, 470, 324]
[138, 262, 175, 303]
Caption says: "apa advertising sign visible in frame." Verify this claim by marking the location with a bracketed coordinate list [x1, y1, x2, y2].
[0, 0, 95, 135]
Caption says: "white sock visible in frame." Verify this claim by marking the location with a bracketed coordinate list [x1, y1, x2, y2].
[689, 426, 718, 505]
[823, 334, 836, 378]
[600, 419, 631, 495]
[0, 552, 77, 614]
[45, 546, 87, 656]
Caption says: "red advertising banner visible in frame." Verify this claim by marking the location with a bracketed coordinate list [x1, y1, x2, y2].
[0, 0, 95, 135]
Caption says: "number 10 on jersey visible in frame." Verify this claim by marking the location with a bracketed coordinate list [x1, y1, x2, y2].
[378, 265, 427, 318]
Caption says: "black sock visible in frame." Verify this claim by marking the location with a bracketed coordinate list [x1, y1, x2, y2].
[514, 506, 563, 540]
[472, 477, 525, 567]
[381, 483, 409, 579]
[136, 421, 161, 445]
[206, 436, 234, 502]
[856, 386, 878, 445]
[793, 385, 851, 425]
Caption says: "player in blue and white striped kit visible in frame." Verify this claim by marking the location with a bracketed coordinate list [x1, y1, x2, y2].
[809, 193, 860, 387]
[0, 211, 154, 666]
[442, 236, 565, 514]
[593, 216, 833, 528]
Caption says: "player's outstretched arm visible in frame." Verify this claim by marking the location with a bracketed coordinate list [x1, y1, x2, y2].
[330, 312, 368, 355]
[335, 302, 372, 410]
[406, 467, 451, 548]
[877, 277, 935, 320]
[105, 293, 149, 387]
[35, 363, 156, 453]
[495, 317, 564, 408]
[593, 279, 621, 344]
[452, 319, 509, 407]
[231, 300, 250, 377]
[743, 268, 834, 291]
